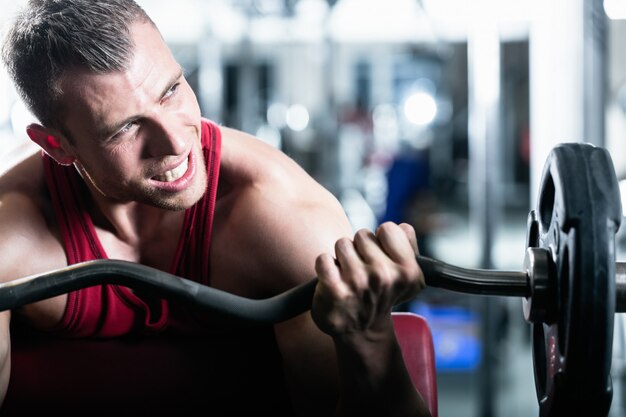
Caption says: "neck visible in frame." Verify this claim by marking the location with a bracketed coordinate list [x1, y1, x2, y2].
[87, 190, 186, 268]
[93, 197, 174, 245]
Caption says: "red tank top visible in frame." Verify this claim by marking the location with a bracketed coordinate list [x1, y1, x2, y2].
[43, 118, 221, 337]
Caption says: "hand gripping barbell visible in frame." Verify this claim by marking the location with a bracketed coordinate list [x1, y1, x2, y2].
[0, 143, 620, 417]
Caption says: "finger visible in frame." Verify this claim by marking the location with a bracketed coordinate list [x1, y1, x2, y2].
[313, 253, 351, 335]
[398, 222, 419, 255]
[334, 237, 368, 288]
[375, 222, 419, 266]
[314, 253, 347, 298]
[351, 229, 397, 297]
[352, 228, 384, 265]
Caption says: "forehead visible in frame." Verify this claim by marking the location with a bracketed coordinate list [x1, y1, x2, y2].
[56, 21, 179, 134]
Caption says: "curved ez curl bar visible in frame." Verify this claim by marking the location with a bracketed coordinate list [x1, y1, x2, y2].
[0, 259, 317, 325]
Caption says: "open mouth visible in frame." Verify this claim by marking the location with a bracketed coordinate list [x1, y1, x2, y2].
[152, 157, 189, 183]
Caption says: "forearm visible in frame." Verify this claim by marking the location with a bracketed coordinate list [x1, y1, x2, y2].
[333, 325, 430, 417]
[0, 311, 11, 406]
[308, 222, 429, 416]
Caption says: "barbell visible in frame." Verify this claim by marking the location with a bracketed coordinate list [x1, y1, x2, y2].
[0, 142, 621, 417]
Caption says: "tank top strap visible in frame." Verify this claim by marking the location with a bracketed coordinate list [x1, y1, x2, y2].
[42, 153, 105, 263]
[170, 118, 222, 285]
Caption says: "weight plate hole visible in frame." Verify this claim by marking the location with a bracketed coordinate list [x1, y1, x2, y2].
[527, 213, 539, 248]
[538, 173, 555, 232]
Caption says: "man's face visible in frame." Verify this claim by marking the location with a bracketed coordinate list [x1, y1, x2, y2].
[57, 20, 207, 211]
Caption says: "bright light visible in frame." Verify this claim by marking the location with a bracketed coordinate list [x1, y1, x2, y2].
[285, 104, 310, 132]
[605, 0, 626, 19]
[328, 0, 434, 43]
[267, 102, 288, 129]
[205, 2, 247, 43]
[403, 92, 438, 126]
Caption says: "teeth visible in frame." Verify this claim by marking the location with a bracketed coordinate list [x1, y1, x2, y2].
[154, 158, 188, 182]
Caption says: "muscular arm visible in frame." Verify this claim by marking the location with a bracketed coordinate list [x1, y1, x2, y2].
[0, 311, 10, 405]
[0, 158, 70, 406]
[0, 190, 68, 329]
[213, 129, 430, 417]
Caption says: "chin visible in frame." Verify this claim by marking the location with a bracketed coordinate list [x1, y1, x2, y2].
[148, 176, 207, 211]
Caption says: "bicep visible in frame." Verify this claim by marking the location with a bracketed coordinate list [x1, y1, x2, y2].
[219, 127, 353, 282]
[254, 180, 353, 286]
[212, 176, 353, 295]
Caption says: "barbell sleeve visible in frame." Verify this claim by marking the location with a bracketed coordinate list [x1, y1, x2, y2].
[418, 257, 626, 311]
[616, 263, 626, 313]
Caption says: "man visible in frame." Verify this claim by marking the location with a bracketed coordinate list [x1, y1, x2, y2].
[0, 1, 429, 416]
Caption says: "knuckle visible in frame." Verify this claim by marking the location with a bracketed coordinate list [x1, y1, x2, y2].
[366, 262, 394, 292]
[404, 261, 421, 279]
[354, 228, 372, 241]
[351, 267, 370, 287]
[370, 260, 393, 282]
[377, 221, 395, 234]
[335, 237, 352, 253]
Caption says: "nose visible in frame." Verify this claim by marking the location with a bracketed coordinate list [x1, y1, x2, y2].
[144, 114, 187, 157]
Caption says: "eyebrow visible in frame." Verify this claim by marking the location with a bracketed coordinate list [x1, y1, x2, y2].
[96, 67, 185, 140]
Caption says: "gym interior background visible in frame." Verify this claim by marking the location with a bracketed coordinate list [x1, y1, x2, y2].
[1, 0, 626, 415]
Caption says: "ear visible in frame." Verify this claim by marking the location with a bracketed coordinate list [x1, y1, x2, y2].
[26, 124, 76, 166]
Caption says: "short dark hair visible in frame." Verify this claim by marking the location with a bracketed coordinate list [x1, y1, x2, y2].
[1, 0, 153, 129]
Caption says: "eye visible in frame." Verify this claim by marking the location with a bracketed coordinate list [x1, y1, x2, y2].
[111, 120, 138, 140]
[163, 82, 180, 101]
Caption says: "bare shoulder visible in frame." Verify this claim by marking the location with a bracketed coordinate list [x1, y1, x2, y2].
[0, 153, 66, 282]
[211, 127, 353, 296]
[216, 126, 349, 228]
[219, 126, 315, 188]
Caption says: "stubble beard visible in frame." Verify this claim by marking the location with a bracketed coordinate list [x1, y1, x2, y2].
[142, 169, 208, 211]
[77, 150, 209, 211]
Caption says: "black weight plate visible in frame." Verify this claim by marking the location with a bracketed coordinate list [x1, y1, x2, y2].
[529, 143, 621, 417]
